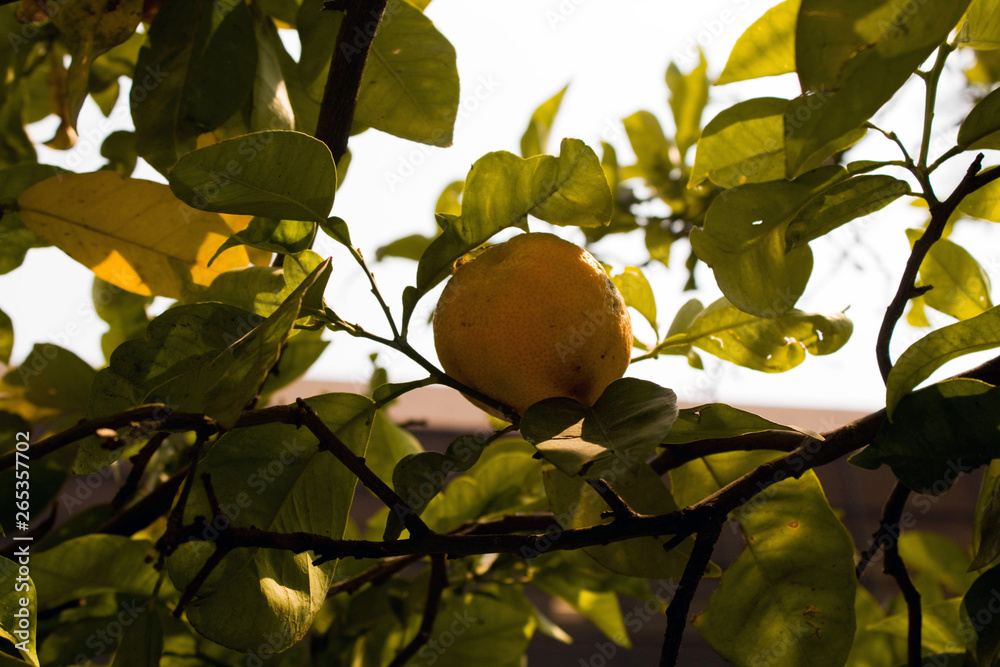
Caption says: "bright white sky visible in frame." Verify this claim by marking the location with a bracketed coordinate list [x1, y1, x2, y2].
[2, 0, 998, 413]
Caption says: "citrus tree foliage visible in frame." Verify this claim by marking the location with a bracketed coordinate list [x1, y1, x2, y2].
[3, 1, 1000, 666]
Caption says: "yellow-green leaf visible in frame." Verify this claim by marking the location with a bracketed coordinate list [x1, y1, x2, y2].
[717, 0, 800, 85]
[960, 0, 1000, 49]
[50, 0, 142, 128]
[521, 84, 568, 158]
[906, 229, 993, 320]
[17, 172, 253, 299]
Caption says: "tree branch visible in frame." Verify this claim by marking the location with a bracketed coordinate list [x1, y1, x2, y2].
[388, 554, 447, 667]
[314, 0, 390, 163]
[876, 154, 1000, 380]
[660, 519, 724, 667]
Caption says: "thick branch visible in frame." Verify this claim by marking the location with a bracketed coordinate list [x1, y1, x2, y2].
[314, 0, 390, 163]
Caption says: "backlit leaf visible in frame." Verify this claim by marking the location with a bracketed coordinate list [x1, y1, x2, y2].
[169, 130, 337, 223]
[166, 393, 374, 652]
[851, 378, 1000, 494]
[200, 250, 326, 317]
[717, 0, 800, 85]
[866, 598, 966, 656]
[0, 308, 10, 365]
[906, 229, 993, 321]
[886, 307, 1000, 418]
[960, 0, 1000, 50]
[787, 0, 970, 176]
[649, 297, 853, 372]
[133, 0, 257, 173]
[663, 403, 818, 445]
[622, 111, 673, 191]
[666, 52, 708, 159]
[611, 267, 657, 332]
[50, 0, 142, 128]
[691, 167, 846, 316]
[109, 606, 163, 667]
[0, 163, 64, 274]
[520, 378, 677, 477]
[898, 531, 977, 596]
[521, 84, 568, 158]
[958, 86, 1000, 150]
[18, 171, 253, 299]
[210, 217, 314, 265]
[674, 451, 857, 667]
[690, 97, 788, 188]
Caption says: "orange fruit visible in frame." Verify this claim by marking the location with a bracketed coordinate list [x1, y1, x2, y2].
[433, 232, 633, 416]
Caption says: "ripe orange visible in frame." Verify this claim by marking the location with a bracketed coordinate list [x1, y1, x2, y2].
[432, 232, 633, 416]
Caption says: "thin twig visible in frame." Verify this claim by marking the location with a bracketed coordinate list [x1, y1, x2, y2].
[587, 479, 637, 521]
[388, 554, 448, 667]
[111, 432, 169, 512]
[876, 154, 1000, 380]
[295, 398, 432, 537]
[660, 519, 724, 666]
[855, 480, 911, 578]
[162, 430, 212, 556]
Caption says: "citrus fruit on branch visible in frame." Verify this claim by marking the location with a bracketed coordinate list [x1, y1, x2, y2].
[433, 232, 633, 417]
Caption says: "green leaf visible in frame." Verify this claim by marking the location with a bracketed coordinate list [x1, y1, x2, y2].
[531, 566, 630, 646]
[786, 0, 970, 176]
[169, 130, 337, 223]
[100, 131, 138, 177]
[210, 217, 315, 265]
[663, 403, 820, 445]
[0, 164, 64, 274]
[898, 531, 977, 597]
[363, 410, 423, 489]
[0, 308, 10, 365]
[851, 378, 1000, 493]
[32, 536, 158, 608]
[410, 138, 611, 311]
[691, 166, 857, 316]
[542, 462, 695, 579]
[421, 446, 545, 533]
[0, 556, 37, 667]
[50, 0, 142, 128]
[886, 307, 1000, 418]
[717, 0, 800, 85]
[166, 393, 374, 652]
[133, 0, 257, 173]
[785, 176, 910, 249]
[963, 565, 1000, 667]
[972, 460, 1000, 570]
[958, 86, 1000, 150]
[666, 52, 708, 159]
[960, 0, 1000, 49]
[690, 97, 789, 188]
[521, 84, 568, 158]
[673, 451, 857, 667]
[906, 229, 993, 321]
[249, 10, 295, 133]
[258, 328, 330, 402]
[867, 598, 966, 656]
[109, 605, 163, 667]
[844, 587, 904, 667]
[520, 378, 678, 477]
[12, 345, 95, 416]
[199, 249, 325, 317]
[375, 233, 434, 261]
[93, 278, 152, 363]
[611, 266, 657, 332]
[95, 258, 330, 430]
[959, 170, 1000, 221]
[622, 111, 673, 191]
[649, 297, 853, 372]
